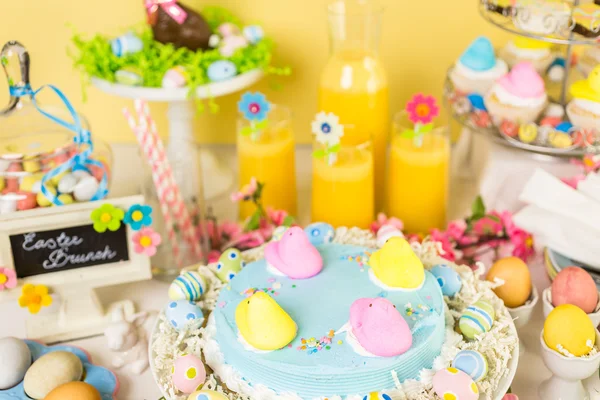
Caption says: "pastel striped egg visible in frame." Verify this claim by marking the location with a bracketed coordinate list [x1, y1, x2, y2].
[431, 264, 462, 297]
[169, 271, 208, 302]
[432, 367, 479, 400]
[452, 350, 488, 382]
[459, 300, 495, 340]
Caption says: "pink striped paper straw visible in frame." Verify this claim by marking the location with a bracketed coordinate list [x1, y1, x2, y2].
[134, 100, 204, 260]
[122, 107, 185, 268]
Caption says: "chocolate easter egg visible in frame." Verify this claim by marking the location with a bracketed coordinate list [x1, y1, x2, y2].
[151, 2, 212, 51]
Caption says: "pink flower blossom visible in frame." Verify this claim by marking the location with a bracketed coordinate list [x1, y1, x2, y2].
[430, 229, 457, 261]
[406, 94, 440, 125]
[510, 229, 535, 260]
[207, 250, 221, 263]
[132, 227, 162, 256]
[472, 215, 504, 236]
[231, 177, 258, 202]
[457, 234, 478, 246]
[571, 154, 600, 174]
[267, 207, 289, 227]
[370, 213, 404, 234]
[497, 210, 517, 236]
[446, 220, 467, 240]
[0, 267, 17, 291]
[229, 231, 266, 250]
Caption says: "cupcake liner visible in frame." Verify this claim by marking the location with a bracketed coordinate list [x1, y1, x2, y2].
[567, 101, 600, 130]
[578, 53, 600, 78]
[499, 48, 554, 74]
[450, 69, 498, 96]
[484, 93, 547, 124]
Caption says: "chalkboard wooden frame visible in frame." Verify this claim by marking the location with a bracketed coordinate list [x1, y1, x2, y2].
[0, 195, 152, 302]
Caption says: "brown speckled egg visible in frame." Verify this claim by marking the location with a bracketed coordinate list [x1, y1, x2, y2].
[44, 382, 101, 400]
[552, 266, 598, 313]
[486, 257, 531, 308]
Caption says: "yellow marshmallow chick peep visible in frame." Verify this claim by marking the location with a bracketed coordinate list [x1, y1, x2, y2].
[369, 237, 425, 289]
[570, 66, 600, 102]
[235, 291, 297, 351]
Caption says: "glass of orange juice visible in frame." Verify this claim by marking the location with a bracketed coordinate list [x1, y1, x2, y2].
[237, 104, 297, 221]
[319, 0, 388, 211]
[386, 109, 450, 234]
[311, 132, 373, 229]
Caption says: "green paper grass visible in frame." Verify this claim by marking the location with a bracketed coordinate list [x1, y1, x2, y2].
[69, 6, 290, 111]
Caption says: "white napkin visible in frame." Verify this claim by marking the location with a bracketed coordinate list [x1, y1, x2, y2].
[514, 169, 600, 269]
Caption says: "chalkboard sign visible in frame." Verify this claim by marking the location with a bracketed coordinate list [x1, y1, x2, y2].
[9, 224, 130, 279]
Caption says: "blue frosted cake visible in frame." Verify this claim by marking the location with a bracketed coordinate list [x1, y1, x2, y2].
[207, 228, 446, 399]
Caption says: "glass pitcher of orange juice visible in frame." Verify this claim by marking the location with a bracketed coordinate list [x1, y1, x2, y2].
[319, 0, 388, 211]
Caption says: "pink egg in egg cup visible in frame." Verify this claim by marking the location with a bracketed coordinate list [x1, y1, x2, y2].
[507, 285, 539, 356]
[542, 288, 600, 328]
[539, 329, 600, 400]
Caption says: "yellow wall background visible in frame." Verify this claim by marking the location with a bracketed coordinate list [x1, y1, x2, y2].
[0, 0, 510, 144]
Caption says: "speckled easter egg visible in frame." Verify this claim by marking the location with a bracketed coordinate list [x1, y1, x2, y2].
[23, 351, 83, 399]
[459, 300, 495, 340]
[165, 300, 205, 331]
[187, 390, 229, 400]
[431, 264, 462, 297]
[432, 367, 479, 400]
[216, 248, 244, 282]
[362, 392, 392, 400]
[452, 350, 488, 382]
[551, 266, 598, 313]
[207, 60, 237, 82]
[172, 354, 206, 394]
[544, 304, 596, 357]
[304, 222, 335, 245]
[486, 257, 531, 308]
[0, 337, 31, 390]
[45, 382, 101, 400]
[169, 271, 208, 302]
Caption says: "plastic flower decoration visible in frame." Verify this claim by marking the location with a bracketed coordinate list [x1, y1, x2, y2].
[406, 94, 440, 125]
[0, 267, 17, 291]
[132, 227, 162, 256]
[231, 177, 258, 202]
[238, 92, 271, 139]
[91, 204, 125, 233]
[312, 112, 344, 165]
[18, 284, 53, 314]
[123, 204, 153, 231]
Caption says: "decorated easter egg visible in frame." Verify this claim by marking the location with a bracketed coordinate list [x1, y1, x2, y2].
[0, 337, 32, 390]
[36, 186, 57, 207]
[187, 390, 229, 400]
[162, 66, 188, 89]
[549, 131, 573, 148]
[432, 367, 479, 400]
[431, 264, 462, 297]
[45, 382, 101, 400]
[216, 248, 244, 282]
[243, 25, 264, 44]
[362, 393, 392, 400]
[304, 222, 335, 245]
[165, 300, 205, 331]
[23, 351, 83, 399]
[518, 123, 537, 143]
[544, 304, 596, 356]
[17, 192, 38, 211]
[271, 225, 288, 241]
[459, 300, 495, 340]
[57, 173, 77, 194]
[551, 266, 598, 313]
[217, 22, 240, 37]
[115, 67, 144, 86]
[555, 121, 573, 133]
[502, 394, 519, 400]
[207, 60, 237, 82]
[452, 350, 488, 382]
[486, 257, 531, 308]
[73, 176, 100, 202]
[467, 94, 486, 111]
[169, 271, 208, 302]
[376, 224, 403, 248]
[111, 32, 143, 57]
[172, 354, 206, 394]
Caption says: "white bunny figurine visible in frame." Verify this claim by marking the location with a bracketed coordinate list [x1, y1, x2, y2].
[104, 306, 149, 375]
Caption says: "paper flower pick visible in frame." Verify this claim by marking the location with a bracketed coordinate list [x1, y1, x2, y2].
[238, 92, 271, 140]
[312, 112, 344, 165]
[403, 94, 440, 147]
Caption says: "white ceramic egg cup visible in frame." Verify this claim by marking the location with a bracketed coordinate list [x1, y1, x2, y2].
[507, 285, 539, 356]
[539, 329, 600, 400]
[542, 288, 600, 327]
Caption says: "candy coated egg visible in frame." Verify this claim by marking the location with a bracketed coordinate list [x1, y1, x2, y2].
[57, 194, 75, 205]
[165, 300, 205, 331]
[187, 390, 229, 400]
[376, 224, 403, 248]
[73, 176, 99, 202]
[362, 392, 392, 400]
[207, 60, 237, 82]
[23, 351, 83, 399]
[50, 170, 68, 186]
[172, 354, 206, 394]
[216, 248, 244, 282]
[486, 257, 531, 308]
[0, 337, 31, 390]
[459, 300, 495, 340]
[115, 67, 144, 86]
[500, 120, 519, 137]
[17, 192, 37, 211]
[518, 123, 537, 143]
[544, 304, 596, 356]
[549, 132, 573, 148]
[304, 222, 335, 245]
[452, 350, 488, 382]
[169, 271, 208, 302]
[72, 169, 92, 180]
[243, 25, 264, 44]
[36, 186, 57, 207]
[552, 266, 598, 313]
[467, 94, 486, 111]
[540, 116, 561, 127]
[431, 264, 462, 297]
[45, 382, 101, 400]
[57, 173, 77, 194]
[555, 121, 573, 133]
[432, 367, 479, 400]
[162, 66, 188, 89]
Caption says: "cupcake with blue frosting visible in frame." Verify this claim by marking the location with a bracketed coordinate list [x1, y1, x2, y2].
[450, 36, 508, 95]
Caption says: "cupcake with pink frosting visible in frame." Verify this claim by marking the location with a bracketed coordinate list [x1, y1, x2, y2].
[484, 62, 548, 124]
